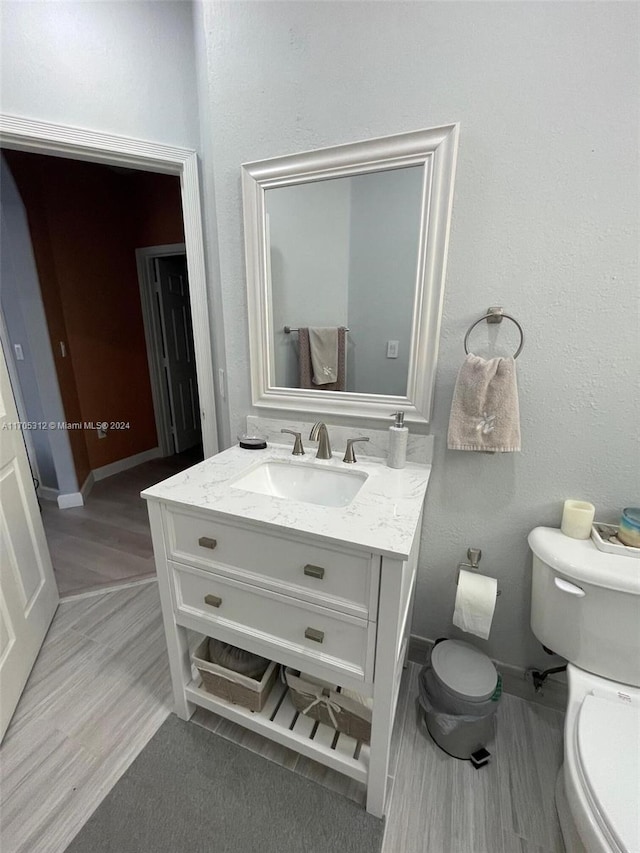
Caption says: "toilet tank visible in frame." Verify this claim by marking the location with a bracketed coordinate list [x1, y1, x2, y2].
[529, 527, 640, 688]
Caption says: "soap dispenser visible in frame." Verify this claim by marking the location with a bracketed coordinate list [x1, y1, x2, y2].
[388, 411, 408, 469]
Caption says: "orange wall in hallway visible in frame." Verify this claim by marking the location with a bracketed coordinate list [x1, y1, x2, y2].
[4, 151, 185, 475]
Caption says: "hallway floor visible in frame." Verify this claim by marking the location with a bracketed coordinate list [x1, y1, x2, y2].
[0, 584, 565, 853]
[40, 448, 202, 598]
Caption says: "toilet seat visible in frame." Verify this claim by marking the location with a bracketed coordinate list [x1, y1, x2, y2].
[573, 695, 640, 852]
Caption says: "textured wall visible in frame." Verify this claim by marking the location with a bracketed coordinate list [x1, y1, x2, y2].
[199, 1, 639, 669]
[0, 0, 199, 149]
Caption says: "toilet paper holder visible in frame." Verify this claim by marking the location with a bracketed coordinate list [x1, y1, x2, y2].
[457, 548, 502, 596]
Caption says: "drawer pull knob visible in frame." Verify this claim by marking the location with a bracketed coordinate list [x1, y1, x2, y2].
[304, 627, 324, 643]
[204, 594, 222, 608]
[303, 564, 325, 580]
[198, 536, 217, 550]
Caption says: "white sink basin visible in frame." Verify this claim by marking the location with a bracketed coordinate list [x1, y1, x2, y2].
[231, 461, 367, 508]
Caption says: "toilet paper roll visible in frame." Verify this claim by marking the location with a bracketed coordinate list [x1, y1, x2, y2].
[453, 569, 498, 640]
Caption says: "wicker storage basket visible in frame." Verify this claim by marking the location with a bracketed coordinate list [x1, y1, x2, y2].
[284, 668, 372, 743]
[193, 638, 277, 712]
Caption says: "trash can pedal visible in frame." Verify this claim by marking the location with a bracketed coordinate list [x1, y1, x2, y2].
[470, 748, 491, 768]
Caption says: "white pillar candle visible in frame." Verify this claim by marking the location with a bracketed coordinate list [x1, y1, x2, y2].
[561, 499, 595, 539]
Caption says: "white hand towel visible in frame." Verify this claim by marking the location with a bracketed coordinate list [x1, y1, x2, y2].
[447, 354, 521, 452]
[309, 327, 339, 385]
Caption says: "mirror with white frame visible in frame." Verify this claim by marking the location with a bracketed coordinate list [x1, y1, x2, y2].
[241, 124, 459, 423]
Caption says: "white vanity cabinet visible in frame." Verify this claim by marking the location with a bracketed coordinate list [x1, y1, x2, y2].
[143, 446, 430, 817]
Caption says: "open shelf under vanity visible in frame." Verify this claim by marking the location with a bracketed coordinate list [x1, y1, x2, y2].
[186, 674, 370, 783]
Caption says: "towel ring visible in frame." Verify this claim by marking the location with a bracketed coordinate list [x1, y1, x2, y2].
[464, 307, 524, 359]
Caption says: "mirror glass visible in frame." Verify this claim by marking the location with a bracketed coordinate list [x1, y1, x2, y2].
[241, 125, 459, 423]
[266, 165, 423, 396]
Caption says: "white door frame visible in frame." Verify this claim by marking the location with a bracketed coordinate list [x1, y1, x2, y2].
[136, 243, 187, 458]
[0, 114, 219, 458]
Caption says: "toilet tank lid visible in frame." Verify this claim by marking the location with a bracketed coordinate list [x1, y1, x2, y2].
[577, 695, 640, 853]
[528, 527, 640, 595]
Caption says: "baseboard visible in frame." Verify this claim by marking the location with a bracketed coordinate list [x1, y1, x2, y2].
[37, 485, 59, 503]
[408, 634, 432, 664]
[81, 472, 94, 502]
[91, 446, 162, 482]
[48, 450, 160, 508]
[409, 633, 567, 711]
[497, 658, 567, 712]
[57, 491, 84, 509]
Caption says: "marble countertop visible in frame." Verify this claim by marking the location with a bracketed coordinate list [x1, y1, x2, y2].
[142, 444, 432, 559]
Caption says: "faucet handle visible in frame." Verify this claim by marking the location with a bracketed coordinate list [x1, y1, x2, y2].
[343, 436, 370, 464]
[280, 429, 305, 456]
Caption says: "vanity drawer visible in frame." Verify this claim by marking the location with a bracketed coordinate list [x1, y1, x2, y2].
[170, 562, 374, 683]
[164, 507, 376, 618]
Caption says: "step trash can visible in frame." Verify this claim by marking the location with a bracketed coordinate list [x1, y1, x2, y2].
[418, 639, 501, 763]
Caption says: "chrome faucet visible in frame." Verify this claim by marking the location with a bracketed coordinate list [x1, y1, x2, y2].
[309, 422, 332, 459]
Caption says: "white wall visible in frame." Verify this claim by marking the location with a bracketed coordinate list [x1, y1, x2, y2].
[0, 157, 78, 495]
[0, 0, 199, 149]
[268, 180, 351, 387]
[347, 167, 421, 396]
[198, 1, 639, 670]
[191, 1, 231, 450]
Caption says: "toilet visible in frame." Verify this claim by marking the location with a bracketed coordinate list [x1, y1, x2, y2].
[528, 527, 640, 853]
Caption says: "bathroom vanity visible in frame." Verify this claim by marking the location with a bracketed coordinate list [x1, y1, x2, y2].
[143, 443, 431, 817]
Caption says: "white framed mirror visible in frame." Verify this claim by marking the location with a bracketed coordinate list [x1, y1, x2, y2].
[241, 124, 459, 423]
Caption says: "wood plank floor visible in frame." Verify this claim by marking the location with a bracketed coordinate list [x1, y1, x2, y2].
[0, 584, 566, 853]
[40, 449, 202, 598]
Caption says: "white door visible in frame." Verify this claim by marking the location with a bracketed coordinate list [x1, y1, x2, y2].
[155, 256, 201, 453]
[0, 341, 58, 742]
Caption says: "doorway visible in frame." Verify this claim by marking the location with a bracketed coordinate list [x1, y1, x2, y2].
[0, 116, 216, 598]
[136, 245, 202, 458]
[1, 151, 204, 597]
[0, 113, 218, 457]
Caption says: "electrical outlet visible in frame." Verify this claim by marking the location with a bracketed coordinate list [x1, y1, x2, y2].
[386, 340, 399, 359]
[97, 427, 107, 439]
